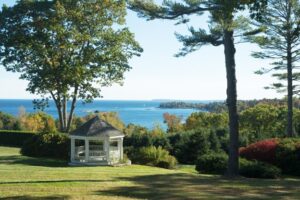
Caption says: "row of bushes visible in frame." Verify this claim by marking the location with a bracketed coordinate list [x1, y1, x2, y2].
[239, 138, 300, 176]
[124, 127, 228, 164]
[21, 132, 70, 160]
[195, 153, 281, 179]
[0, 130, 36, 147]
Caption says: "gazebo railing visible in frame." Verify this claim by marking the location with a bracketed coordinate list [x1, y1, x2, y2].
[74, 145, 120, 163]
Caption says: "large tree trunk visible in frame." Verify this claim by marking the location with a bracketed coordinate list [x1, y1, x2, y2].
[66, 86, 78, 133]
[62, 95, 67, 132]
[224, 30, 239, 177]
[50, 91, 65, 132]
[287, 42, 294, 137]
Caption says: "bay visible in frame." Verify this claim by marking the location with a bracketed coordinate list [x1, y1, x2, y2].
[0, 99, 209, 129]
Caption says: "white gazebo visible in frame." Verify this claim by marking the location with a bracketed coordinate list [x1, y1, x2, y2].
[69, 116, 124, 166]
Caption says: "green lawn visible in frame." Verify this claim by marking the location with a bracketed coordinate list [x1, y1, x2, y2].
[0, 146, 300, 199]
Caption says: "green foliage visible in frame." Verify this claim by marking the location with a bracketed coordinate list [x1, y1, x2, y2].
[240, 104, 285, 142]
[239, 159, 281, 179]
[195, 153, 281, 178]
[0, 130, 36, 147]
[21, 132, 69, 160]
[18, 111, 57, 133]
[0, 112, 20, 130]
[185, 112, 228, 131]
[127, 146, 177, 169]
[276, 138, 300, 176]
[208, 130, 221, 152]
[70, 112, 125, 132]
[196, 153, 228, 174]
[168, 129, 211, 164]
[124, 124, 170, 150]
[249, 0, 300, 137]
[0, 0, 142, 132]
[240, 104, 300, 143]
[163, 113, 183, 133]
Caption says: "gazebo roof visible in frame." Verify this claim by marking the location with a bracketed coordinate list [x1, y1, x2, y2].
[70, 116, 124, 138]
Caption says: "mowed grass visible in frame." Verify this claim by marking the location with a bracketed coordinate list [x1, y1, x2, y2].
[0, 147, 300, 200]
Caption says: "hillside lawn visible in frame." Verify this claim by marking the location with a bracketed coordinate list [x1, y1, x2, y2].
[0, 147, 299, 200]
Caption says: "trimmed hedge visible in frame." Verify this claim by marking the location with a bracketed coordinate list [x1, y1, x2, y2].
[195, 153, 281, 179]
[0, 130, 36, 147]
[21, 132, 70, 160]
[195, 153, 228, 174]
[239, 159, 281, 179]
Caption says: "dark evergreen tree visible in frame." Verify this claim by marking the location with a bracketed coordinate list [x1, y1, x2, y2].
[128, 0, 266, 177]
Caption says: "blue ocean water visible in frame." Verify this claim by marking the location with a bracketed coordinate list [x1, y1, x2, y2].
[0, 99, 208, 129]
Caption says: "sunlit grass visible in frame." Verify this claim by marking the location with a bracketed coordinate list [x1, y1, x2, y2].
[0, 146, 299, 199]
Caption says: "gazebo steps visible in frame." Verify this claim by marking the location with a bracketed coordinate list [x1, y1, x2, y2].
[68, 161, 119, 166]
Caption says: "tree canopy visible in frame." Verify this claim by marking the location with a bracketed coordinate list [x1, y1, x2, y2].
[250, 0, 300, 137]
[0, 0, 142, 132]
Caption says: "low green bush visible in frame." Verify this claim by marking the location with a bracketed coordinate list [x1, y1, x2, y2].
[276, 138, 300, 176]
[127, 146, 177, 169]
[21, 132, 70, 160]
[0, 130, 36, 147]
[195, 153, 281, 179]
[240, 159, 281, 179]
[195, 153, 228, 174]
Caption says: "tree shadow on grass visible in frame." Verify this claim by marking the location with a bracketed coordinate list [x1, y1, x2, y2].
[0, 179, 119, 185]
[98, 173, 300, 200]
[0, 155, 67, 167]
[0, 195, 69, 200]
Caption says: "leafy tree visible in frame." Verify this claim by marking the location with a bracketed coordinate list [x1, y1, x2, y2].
[0, 0, 142, 132]
[250, 0, 300, 137]
[185, 112, 228, 131]
[128, 0, 266, 176]
[19, 111, 57, 133]
[163, 112, 183, 133]
[240, 104, 284, 142]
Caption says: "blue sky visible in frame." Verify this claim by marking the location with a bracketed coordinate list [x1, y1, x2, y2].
[0, 0, 282, 100]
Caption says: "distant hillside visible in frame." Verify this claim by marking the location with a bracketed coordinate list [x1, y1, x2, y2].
[159, 98, 300, 113]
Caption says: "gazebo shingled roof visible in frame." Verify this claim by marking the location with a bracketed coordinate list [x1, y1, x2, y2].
[70, 116, 124, 138]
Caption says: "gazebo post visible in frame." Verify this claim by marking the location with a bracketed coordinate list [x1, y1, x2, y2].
[118, 138, 123, 160]
[105, 137, 110, 164]
[70, 137, 75, 162]
[85, 139, 89, 162]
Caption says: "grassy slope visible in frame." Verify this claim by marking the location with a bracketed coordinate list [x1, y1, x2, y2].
[0, 147, 300, 200]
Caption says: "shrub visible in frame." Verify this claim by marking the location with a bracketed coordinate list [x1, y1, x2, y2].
[239, 159, 281, 179]
[0, 112, 20, 130]
[124, 130, 170, 150]
[168, 129, 210, 164]
[239, 139, 278, 164]
[0, 130, 36, 147]
[195, 153, 281, 179]
[208, 130, 221, 152]
[239, 138, 300, 176]
[21, 132, 69, 160]
[128, 146, 177, 169]
[276, 138, 300, 176]
[195, 153, 228, 174]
